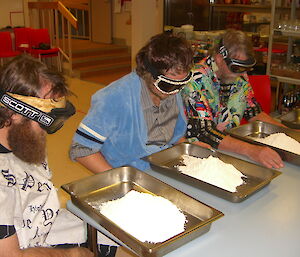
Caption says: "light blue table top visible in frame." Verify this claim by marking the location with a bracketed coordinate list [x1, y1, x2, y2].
[67, 153, 300, 257]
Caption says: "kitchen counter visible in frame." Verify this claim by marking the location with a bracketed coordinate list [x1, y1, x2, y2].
[67, 153, 300, 257]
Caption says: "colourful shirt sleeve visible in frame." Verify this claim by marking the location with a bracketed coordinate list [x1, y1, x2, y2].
[181, 72, 227, 149]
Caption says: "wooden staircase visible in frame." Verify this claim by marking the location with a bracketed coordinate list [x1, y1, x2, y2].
[70, 39, 132, 85]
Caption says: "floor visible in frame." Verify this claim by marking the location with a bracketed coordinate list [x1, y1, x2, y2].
[47, 76, 106, 207]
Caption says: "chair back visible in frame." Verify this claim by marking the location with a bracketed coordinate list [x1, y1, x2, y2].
[248, 75, 271, 114]
[13, 27, 31, 51]
[0, 31, 14, 53]
[29, 28, 51, 49]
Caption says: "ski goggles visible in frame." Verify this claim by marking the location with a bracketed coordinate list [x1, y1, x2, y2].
[153, 71, 194, 94]
[219, 45, 256, 73]
[0, 90, 75, 134]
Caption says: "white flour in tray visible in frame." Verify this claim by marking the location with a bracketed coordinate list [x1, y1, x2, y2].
[177, 155, 246, 193]
[90, 190, 186, 243]
[251, 132, 300, 155]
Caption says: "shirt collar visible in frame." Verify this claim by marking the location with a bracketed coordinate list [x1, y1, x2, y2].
[0, 144, 11, 153]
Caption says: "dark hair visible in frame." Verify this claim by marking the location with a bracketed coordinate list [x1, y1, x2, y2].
[211, 29, 254, 59]
[136, 33, 194, 79]
[0, 54, 71, 128]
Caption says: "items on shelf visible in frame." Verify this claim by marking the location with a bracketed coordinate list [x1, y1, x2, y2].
[276, 19, 300, 32]
[281, 87, 300, 113]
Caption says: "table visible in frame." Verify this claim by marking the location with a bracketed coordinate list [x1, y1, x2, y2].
[67, 153, 300, 257]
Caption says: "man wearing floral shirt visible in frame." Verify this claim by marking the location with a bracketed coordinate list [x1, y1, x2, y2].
[182, 29, 285, 169]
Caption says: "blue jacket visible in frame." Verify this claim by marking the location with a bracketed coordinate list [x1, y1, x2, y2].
[73, 71, 187, 171]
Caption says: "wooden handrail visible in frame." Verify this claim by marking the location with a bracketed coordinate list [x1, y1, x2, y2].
[28, 1, 78, 29]
[61, 0, 88, 10]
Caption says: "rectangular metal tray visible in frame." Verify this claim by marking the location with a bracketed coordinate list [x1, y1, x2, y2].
[227, 120, 300, 166]
[62, 166, 223, 257]
[145, 143, 281, 203]
[279, 109, 300, 129]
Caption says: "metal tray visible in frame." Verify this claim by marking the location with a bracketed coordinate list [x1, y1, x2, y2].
[145, 143, 281, 203]
[62, 166, 223, 257]
[227, 120, 300, 166]
[279, 109, 300, 129]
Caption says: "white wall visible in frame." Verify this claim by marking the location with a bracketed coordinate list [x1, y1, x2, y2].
[0, 0, 24, 28]
[113, 10, 132, 46]
[131, 0, 164, 67]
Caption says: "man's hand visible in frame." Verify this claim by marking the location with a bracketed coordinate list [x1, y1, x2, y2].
[218, 135, 284, 169]
[246, 145, 284, 169]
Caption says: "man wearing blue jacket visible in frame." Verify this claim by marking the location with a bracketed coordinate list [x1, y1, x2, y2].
[70, 33, 194, 173]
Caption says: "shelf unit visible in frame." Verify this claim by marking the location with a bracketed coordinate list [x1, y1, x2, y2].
[209, 3, 271, 31]
[266, 0, 300, 110]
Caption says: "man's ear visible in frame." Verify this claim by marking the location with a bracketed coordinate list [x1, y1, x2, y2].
[10, 113, 23, 122]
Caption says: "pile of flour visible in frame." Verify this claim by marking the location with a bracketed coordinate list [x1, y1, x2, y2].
[91, 190, 186, 243]
[177, 155, 246, 192]
[251, 133, 300, 155]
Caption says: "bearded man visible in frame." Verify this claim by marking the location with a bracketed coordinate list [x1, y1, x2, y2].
[0, 55, 93, 257]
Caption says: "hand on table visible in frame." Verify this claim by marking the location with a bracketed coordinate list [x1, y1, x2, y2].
[247, 145, 284, 169]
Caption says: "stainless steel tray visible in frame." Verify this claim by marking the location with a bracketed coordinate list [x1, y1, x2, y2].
[279, 109, 300, 129]
[62, 166, 223, 257]
[227, 120, 300, 166]
[145, 143, 281, 203]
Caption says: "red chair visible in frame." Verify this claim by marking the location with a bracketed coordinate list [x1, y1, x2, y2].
[0, 31, 21, 66]
[248, 75, 271, 114]
[28, 28, 61, 71]
[13, 27, 31, 53]
[240, 75, 271, 125]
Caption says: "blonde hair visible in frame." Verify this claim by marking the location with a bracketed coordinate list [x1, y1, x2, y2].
[210, 29, 254, 59]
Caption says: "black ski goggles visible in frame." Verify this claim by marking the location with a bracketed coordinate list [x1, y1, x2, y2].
[144, 57, 193, 94]
[219, 45, 256, 73]
[0, 90, 75, 134]
[153, 71, 194, 94]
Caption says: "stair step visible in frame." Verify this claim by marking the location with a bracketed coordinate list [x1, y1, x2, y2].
[82, 70, 131, 85]
[75, 61, 131, 78]
[72, 45, 129, 58]
[72, 54, 131, 69]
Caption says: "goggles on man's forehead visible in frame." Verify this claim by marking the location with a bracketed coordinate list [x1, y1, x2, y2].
[219, 45, 256, 73]
[144, 57, 193, 94]
[0, 90, 75, 134]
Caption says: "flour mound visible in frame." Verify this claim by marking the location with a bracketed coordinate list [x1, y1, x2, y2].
[91, 190, 186, 243]
[177, 155, 246, 192]
[252, 133, 300, 155]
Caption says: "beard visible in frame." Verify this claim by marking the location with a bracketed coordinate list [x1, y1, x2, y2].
[8, 119, 47, 164]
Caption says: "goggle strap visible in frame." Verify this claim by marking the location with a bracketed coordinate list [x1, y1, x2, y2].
[0, 90, 54, 127]
[157, 71, 193, 86]
[229, 57, 257, 68]
[219, 45, 228, 59]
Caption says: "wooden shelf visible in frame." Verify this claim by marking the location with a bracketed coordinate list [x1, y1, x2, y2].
[270, 75, 300, 85]
[274, 29, 300, 38]
[210, 4, 271, 13]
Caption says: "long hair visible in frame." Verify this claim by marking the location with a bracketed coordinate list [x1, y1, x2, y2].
[136, 33, 194, 79]
[0, 55, 71, 128]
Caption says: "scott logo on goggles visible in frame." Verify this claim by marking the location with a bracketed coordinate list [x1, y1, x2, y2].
[1, 95, 54, 126]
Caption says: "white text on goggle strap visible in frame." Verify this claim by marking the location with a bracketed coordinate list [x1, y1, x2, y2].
[1, 95, 54, 126]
